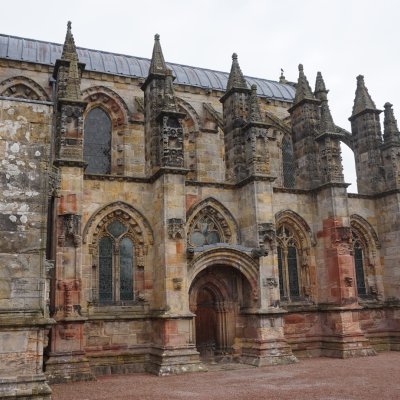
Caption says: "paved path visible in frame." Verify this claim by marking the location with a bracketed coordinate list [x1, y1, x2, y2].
[51, 352, 400, 400]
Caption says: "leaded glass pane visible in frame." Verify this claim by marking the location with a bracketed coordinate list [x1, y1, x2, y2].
[287, 246, 300, 297]
[354, 247, 367, 296]
[282, 134, 295, 188]
[120, 237, 134, 301]
[99, 236, 113, 302]
[277, 246, 284, 298]
[107, 220, 127, 238]
[191, 231, 206, 246]
[206, 231, 220, 244]
[84, 108, 112, 174]
[190, 217, 221, 247]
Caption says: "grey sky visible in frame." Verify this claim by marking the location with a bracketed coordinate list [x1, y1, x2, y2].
[2, 0, 400, 191]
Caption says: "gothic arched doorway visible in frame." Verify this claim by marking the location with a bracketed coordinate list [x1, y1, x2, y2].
[189, 265, 253, 362]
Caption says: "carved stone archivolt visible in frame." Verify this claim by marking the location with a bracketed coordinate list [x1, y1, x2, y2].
[83, 202, 153, 266]
[350, 214, 381, 250]
[82, 86, 129, 128]
[186, 198, 239, 248]
[0, 75, 50, 101]
[275, 209, 316, 248]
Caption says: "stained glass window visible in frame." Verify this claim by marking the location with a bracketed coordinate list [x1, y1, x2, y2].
[84, 108, 112, 174]
[120, 237, 134, 301]
[98, 223, 135, 304]
[352, 231, 367, 296]
[99, 237, 113, 302]
[282, 134, 295, 188]
[287, 246, 300, 297]
[277, 246, 284, 298]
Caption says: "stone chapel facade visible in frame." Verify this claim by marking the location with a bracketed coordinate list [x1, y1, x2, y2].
[0, 23, 399, 399]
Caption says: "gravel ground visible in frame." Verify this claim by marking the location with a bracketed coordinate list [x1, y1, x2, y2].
[51, 352, 400, 400]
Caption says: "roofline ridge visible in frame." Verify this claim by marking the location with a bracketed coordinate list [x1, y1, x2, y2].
[0, 32, 291, 88]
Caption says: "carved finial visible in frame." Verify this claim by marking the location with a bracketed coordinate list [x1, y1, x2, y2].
[59, 21, 81, 101]
[315, 72, 335, 133]
[226, 52, 248, 92]
[383, 102, 400, 144]
[351, 74, 377, 119]
[314, 71, 328, 96]
[61, 20, 77, 62]
[293, 63, 315, 105]
[248, 84, 262, 122]
[279, 68, 287, 83]
[148, 33, 167, 75]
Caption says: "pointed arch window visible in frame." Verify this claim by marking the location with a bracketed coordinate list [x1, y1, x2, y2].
[98, 220, 135, 303]
[282, 134, 295, 188]
[84, 107, 112, 174]
[351, 230, 368, 297]
[277, 225, 301, 300]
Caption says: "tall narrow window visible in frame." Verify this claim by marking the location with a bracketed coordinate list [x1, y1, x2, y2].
[84, 107, 112, 174]
[277, 225, 301, 300]
[99, 237, 113, 302]
[97, 221, 135, 304]
[282, 134, 295, 188]
[352, 230, 367, 296]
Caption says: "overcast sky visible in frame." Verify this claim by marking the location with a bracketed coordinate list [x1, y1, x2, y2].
[2, 0, 400, 191]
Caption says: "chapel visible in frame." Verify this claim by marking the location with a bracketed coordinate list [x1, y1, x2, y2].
[0, 22, 399, 399]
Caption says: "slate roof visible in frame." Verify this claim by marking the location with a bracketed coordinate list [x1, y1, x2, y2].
[0, 34, 295, 102]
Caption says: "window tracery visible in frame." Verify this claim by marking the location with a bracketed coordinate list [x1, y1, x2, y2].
[276, 225, 301, 300]
[85, 204, 153, 306]
[98, 220, 135, 303]
[187, 199, 238, 248]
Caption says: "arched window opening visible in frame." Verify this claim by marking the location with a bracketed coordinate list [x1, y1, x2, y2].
[84, 107, 112, 174]
[352, 230, 367, 297]
[98, 220, 135, 304]
[282, 134, 295, 188]
[277, 225, 301, 301]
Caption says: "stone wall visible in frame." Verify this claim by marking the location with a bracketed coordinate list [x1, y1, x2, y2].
[0, 99, 53, 398]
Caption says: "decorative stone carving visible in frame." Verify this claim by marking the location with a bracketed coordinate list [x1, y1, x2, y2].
[264, 277, 278, 288]
[251, 246, 268, 259]
[48, 166, 61, 198]
[258, 222, 276, 248]
[59, 323, 78, 340]
[344, 276, 353, 287]
[0, 75, 50, 101]
[172, 277, 183, 291]
[160, 116, 184, 168]
[167, 218, 185, 239]
[58, 214, 81, 247]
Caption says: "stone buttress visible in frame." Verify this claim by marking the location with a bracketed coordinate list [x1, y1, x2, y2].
[141, 34, 204, 375]
[44, 22, 95, 383]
